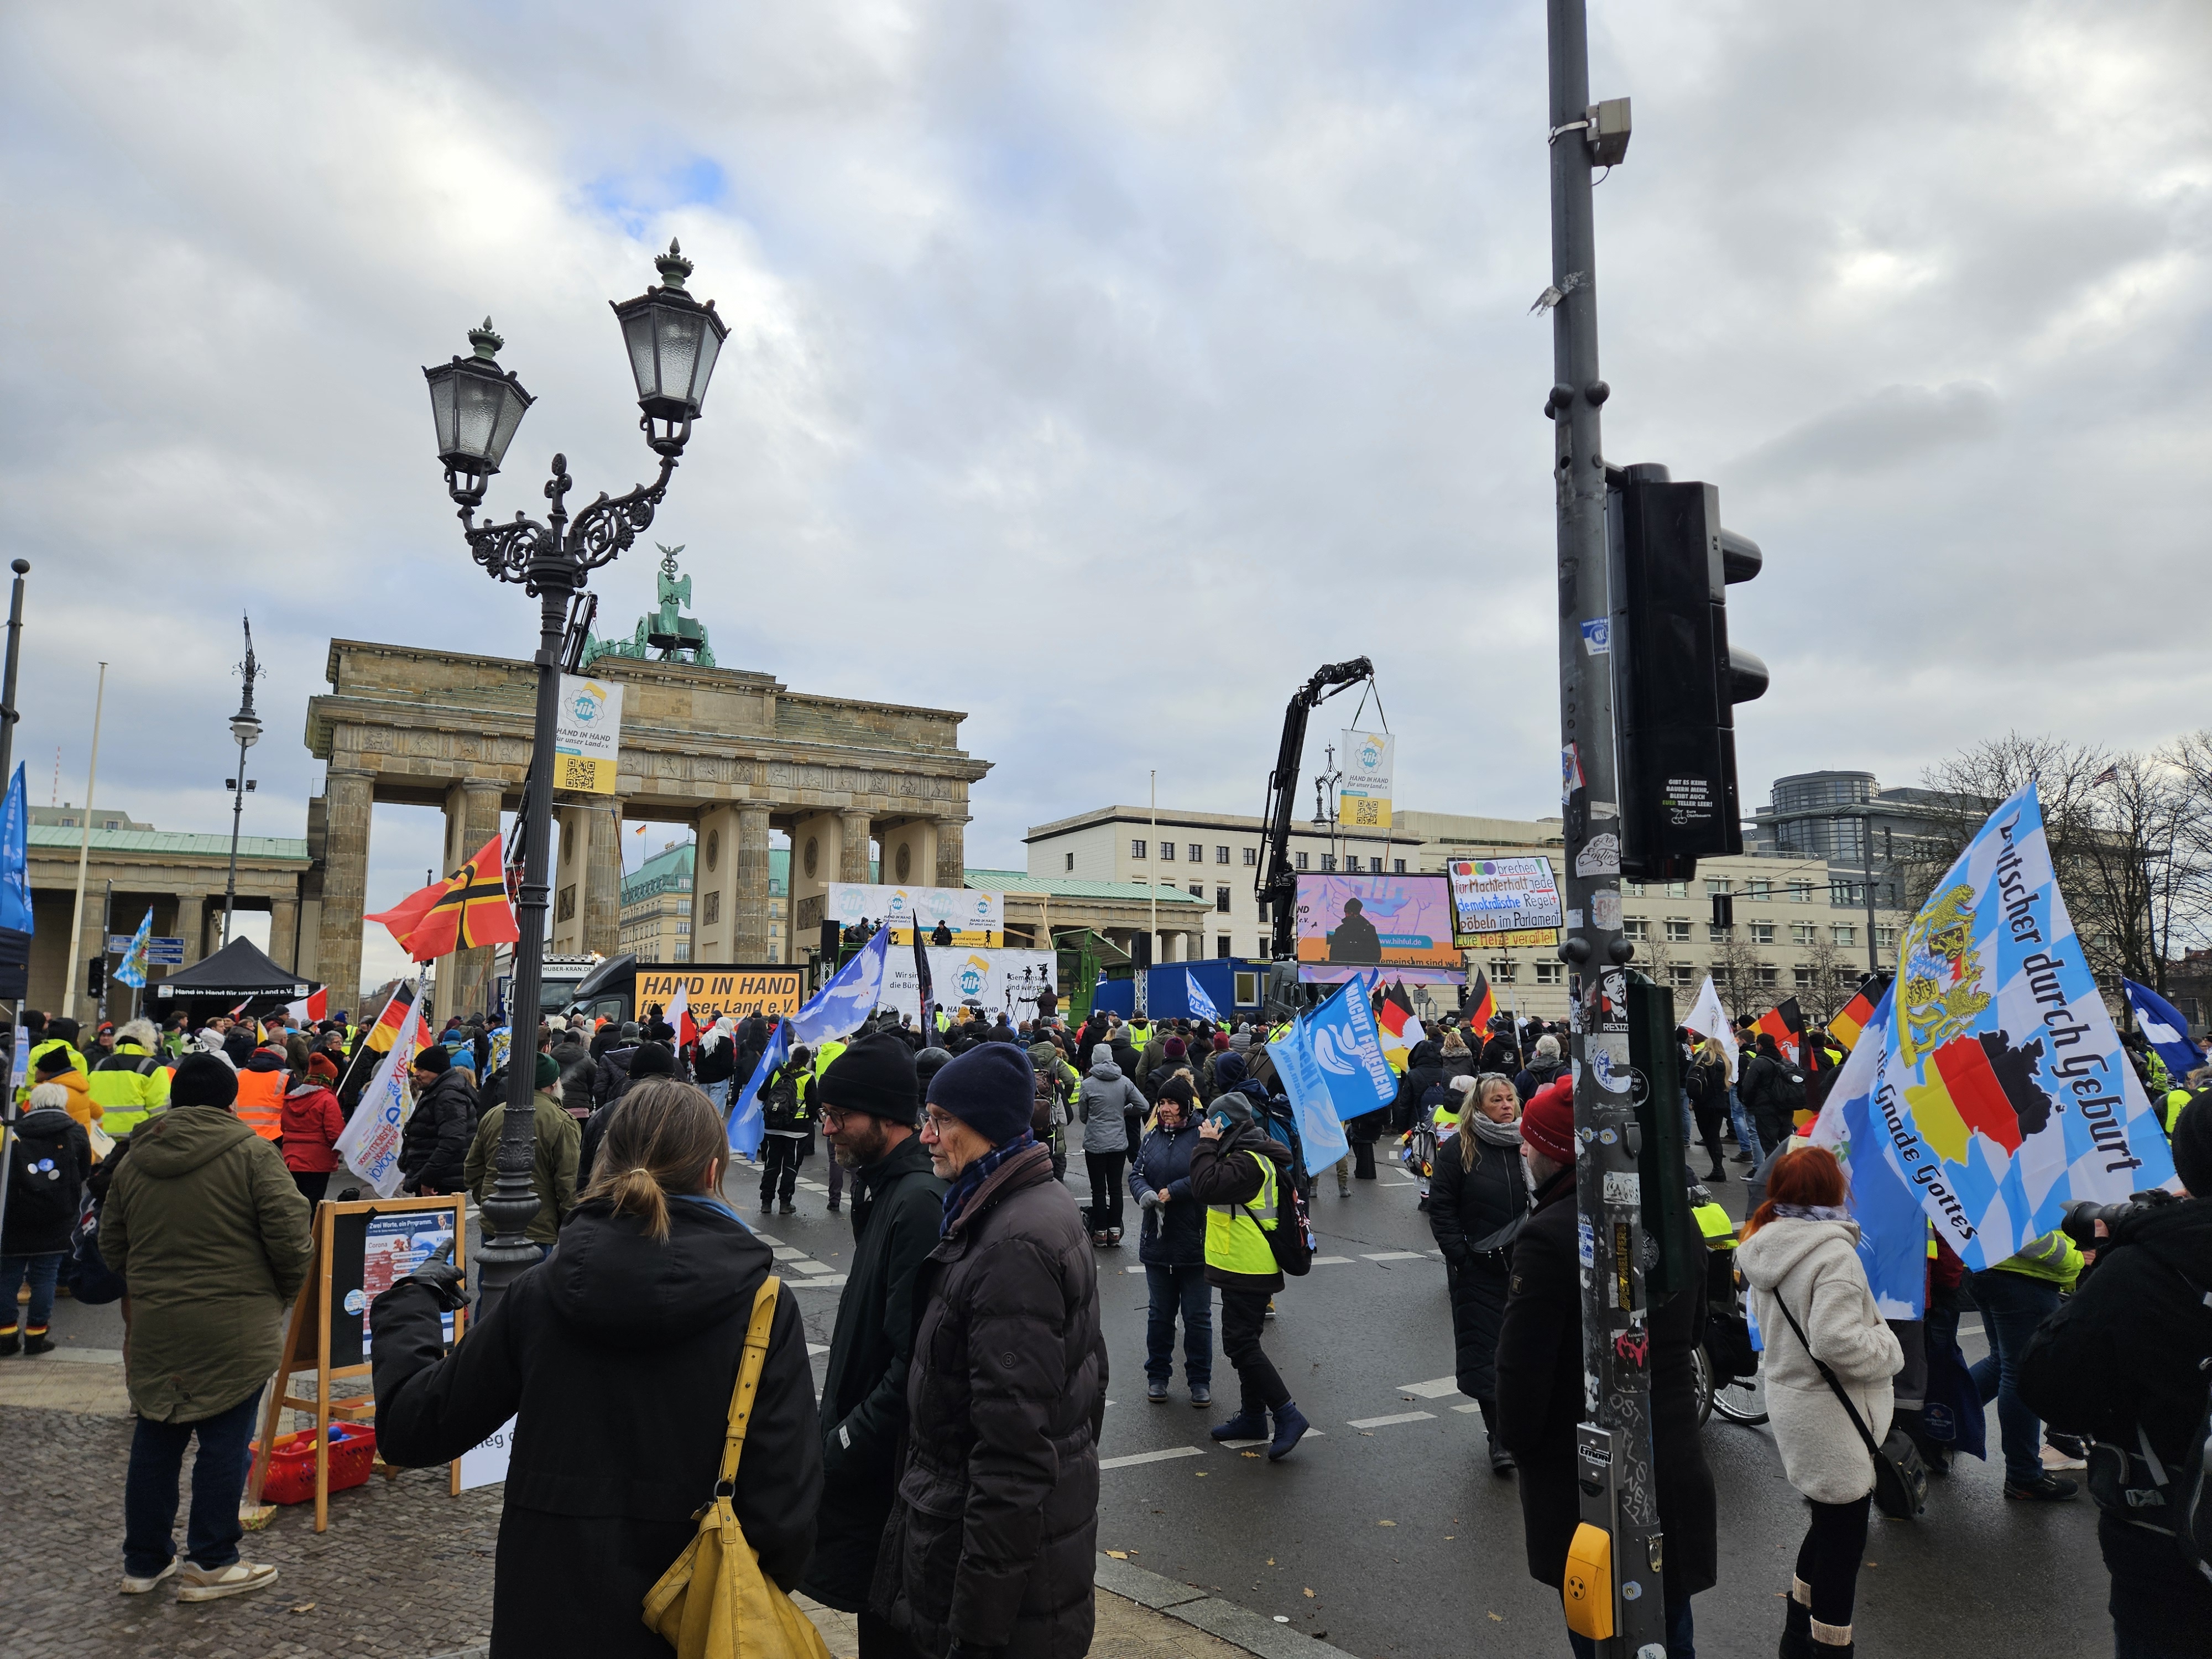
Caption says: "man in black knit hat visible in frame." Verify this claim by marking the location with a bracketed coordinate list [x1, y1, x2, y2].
[802, 1032, 946, 1656]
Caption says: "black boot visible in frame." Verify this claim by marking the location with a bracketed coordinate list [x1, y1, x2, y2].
[1779, 1580, 1812, 1658]
[1809, 1615, 1853, 1657]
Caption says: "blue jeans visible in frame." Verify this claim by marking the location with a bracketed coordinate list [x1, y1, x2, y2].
[702, 1078, 731, 1115]
[1569, 1598, 1693, 1658]
[0, 1251, 62, 1332]
[123, 1388, 262, 1577]
[1144, 1262, 1213, 1387]
[1728, 1087, 1760, 1159]
[1969, 1269, 2060, 1486]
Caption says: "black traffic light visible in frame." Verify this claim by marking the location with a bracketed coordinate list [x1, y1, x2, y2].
[86, 956, 105, 998]
[1607, 463, 1767, 880]
[1710, 893, 1734, 930]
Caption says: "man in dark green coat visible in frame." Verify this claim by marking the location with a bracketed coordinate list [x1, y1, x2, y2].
[100, 1053, 313, 1603]
[800, 1031, 946, 1657]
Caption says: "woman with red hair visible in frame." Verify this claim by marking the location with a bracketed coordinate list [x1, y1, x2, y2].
[1736, 1145, 1902, 1659]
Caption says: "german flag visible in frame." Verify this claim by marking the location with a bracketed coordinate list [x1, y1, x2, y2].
[1754, 997, 1805, 1063]
[1829, 973, 1891, 1054]
[361, 983, 427, 1057]
[1376, 980, 1421, 1073]
[1464, 968, 1499, 1035]
[366, 834, 520, 962]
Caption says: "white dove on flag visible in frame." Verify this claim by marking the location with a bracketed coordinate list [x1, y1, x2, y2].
[792, 923, 893, 1046]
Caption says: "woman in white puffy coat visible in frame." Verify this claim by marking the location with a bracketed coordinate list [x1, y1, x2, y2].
[1735, 1144, 1902, 1659]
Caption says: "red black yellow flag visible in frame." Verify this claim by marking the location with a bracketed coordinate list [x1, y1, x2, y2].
[1829, 973, 1892, 1054]
[1754, 997, 1806, 1063]
[366, 835, 521, 963]
[1464, 968, 1499, 1034]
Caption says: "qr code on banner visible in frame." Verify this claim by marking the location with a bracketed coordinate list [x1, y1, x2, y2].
[558, 755, 601, 790]
[1344, 797, 1384, 826]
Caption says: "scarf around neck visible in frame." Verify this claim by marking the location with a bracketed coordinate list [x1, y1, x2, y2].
[940, 1130, 1037, 1237]
[1772, 1203, 1853, 1224]
[1469, 1115, 1524, 1149]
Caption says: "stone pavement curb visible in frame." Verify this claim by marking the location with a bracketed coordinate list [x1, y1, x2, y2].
[425, 1555, 1360, 1659]
[1091, 1553, 1361, 1659]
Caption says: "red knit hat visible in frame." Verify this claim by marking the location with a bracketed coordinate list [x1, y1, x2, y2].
[1520, 1077, 1577, 1164]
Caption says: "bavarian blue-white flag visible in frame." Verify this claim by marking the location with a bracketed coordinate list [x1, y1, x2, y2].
[1266, 978, 1396, 1173]
[2123, 978, 2201, 1089]
[113, 906, 154, 989]
[1812, 782, 2178, 1316]
[730, 923, 894, 1157]
[1185, 969, 1220, 1024]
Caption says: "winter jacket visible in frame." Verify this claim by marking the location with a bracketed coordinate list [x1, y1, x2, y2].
[373, 1197, 821, 1656]
[2, 1103, 92, 1254]
[1077, 1055, 1148, 1156]
[550, 1036, 594, 1121]
[592, 1045, 638, 1107]
[1426, 1133, 1530, 1401]
[1129, 1120, 1205, 1267]
[872, 1142, 1105, 1658]
[1511, 1059, 1566, 1104]
[1188, 1124, 1291, 1294]
[98, 1104, 312, 1422]
[1393, 1040, 1446, 1130]
[2019, 1195, 2212, 1651]
[233, 1051, 288, 1141]
[1495, 1166, 1717, 1600]
[1736, 1215, 1902, 1504]
[461, 1090, 581, 1246]
[279, 1081, 347, 1174]
[399, 1068, 477, 1196]
[34, 1067, 100, 1138]
[691, 1035, 736, 1087]
[801, 1134, 947, 1613]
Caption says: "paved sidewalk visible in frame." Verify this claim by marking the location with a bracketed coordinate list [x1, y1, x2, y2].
[2, 1352, 1360, 1659]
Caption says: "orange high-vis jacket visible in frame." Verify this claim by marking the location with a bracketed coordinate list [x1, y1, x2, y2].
[233, 1061, 286, 1141]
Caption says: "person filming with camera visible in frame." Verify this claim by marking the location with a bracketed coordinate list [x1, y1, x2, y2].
[2020, 1096, 2212, 1659]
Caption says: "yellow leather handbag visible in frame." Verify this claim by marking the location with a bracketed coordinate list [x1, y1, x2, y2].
[641, 1277, 833, 1659]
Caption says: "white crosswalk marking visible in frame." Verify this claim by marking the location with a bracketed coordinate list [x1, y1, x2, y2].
[1347, 1411, 1436, 1430]
[1310, 1255, 1354, 1265]
[1100, 1446, 1207, 1470]
[1361, 1251, 1425, 1262]
[792, 1274, 848, 1290]
[1396, 1377, 1463, 1399]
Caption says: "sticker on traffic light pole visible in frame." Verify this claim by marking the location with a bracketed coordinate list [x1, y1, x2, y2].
[554, 675, 624, 795]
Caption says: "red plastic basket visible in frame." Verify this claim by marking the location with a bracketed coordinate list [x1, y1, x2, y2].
[252, 1423, 378, 1506]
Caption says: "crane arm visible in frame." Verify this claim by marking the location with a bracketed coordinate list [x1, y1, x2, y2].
[1256, 656, 1374, 959]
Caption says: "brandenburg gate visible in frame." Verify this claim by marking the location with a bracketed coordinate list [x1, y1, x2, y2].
[305, 638, 992, 1015]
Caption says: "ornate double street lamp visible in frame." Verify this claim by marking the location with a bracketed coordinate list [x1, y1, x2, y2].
[424, 241, 727, 1311]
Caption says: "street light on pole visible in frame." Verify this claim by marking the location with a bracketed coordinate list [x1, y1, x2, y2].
[424, 240, 727, 1317]
[222, 618, 264, 950]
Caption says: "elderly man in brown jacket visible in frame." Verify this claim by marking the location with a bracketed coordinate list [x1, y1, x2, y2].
[100, 1052, 313, 1603]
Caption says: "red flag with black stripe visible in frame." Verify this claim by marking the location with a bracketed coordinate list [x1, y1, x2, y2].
[366, 835, 520, 963]
[1755, 997, 1805, 1063]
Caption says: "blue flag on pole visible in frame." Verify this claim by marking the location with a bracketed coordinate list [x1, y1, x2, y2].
[1812, 782, 2178, 1316]
[1185, 969, 1220, 1024]
[729, 924, 895, 1157]
[1266, 978, 1395, 1175]
[2123, 978, 2200, 1090]
[113, 906, 154, 989]
[0, 763, 28, 1002]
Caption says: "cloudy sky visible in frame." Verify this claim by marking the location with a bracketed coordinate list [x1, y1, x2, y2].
[4, 2, 2207, 991]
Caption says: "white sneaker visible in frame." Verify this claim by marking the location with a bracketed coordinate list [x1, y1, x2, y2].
[176, 1559, 279, 1602]
[119, 1559, 180, 1595]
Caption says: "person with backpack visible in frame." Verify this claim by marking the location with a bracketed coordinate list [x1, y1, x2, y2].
[1028, 1037, 1078, 1184]
[1739, 1032, 1808, 1157]
[755, 1043, 814, 1215]
[1130, 1076, 1212, 1407]
[1190, 1089, 1308, 1459]
[2019, 1096, 2212, 1659]
[1686, 1035, 1734, 1182]
[1078, 1044, 1147, 1246]
[2, 1080, 94, 1354]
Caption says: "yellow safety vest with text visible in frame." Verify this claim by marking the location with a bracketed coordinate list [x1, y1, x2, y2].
[1691, 1201, 1736, 1251]
[1204, 1149, 1280, 1277]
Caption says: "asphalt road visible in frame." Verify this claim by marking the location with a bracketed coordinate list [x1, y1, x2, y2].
[34, 1151, 2115, 1658]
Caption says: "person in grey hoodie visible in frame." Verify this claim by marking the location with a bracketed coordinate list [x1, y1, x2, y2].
[1077, 1044, 1147, 1247]
[1735, 1144, 1902, 1659]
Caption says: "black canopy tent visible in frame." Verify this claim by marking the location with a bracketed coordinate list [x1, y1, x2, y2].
[150, 938, 320, 1018]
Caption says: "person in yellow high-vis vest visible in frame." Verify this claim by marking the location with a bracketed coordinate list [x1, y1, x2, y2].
[88, 1018, 171, 1137]
[1190, 1093, 1308, 1459]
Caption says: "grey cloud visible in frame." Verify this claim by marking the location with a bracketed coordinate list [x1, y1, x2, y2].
[1734, 380, 2001, 484]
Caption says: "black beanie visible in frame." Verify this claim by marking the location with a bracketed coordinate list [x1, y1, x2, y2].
[35, 1046, 74, 1077]
[820, 1031, 919, 1121]
[172, 1052, 239, 1109]
[2172, 1094, 2212, 1197]
[926, 1042, 1034, 1147]
[412, 1045, 451, 1075]
[629, 1042, 677, 1080]
[914, 1047, 953, 1107]
[1159, 1076, 1196, 1108]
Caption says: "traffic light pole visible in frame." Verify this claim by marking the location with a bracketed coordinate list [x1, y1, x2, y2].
[1546, 2, 1665, 1653]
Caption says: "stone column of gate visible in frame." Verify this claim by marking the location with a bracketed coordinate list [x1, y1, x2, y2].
[934, 817, 967, 889]
[583, 799, 624, 957]
[315, 768, 374, 1011]
[736, 806, 773, 961]
[269, 889, 300, 973]
[839, 810, 874, 886]
[174, 894, 206, 972]
[442, 777, 507, 1020]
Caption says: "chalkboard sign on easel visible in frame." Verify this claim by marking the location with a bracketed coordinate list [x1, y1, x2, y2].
[247, 1193, 468, 1532]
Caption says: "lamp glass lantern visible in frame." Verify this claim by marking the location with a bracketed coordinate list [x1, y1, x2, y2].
[611, 240, 729, 451]
[231, 712, 262, 749]
[422, 319, 534, 497]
